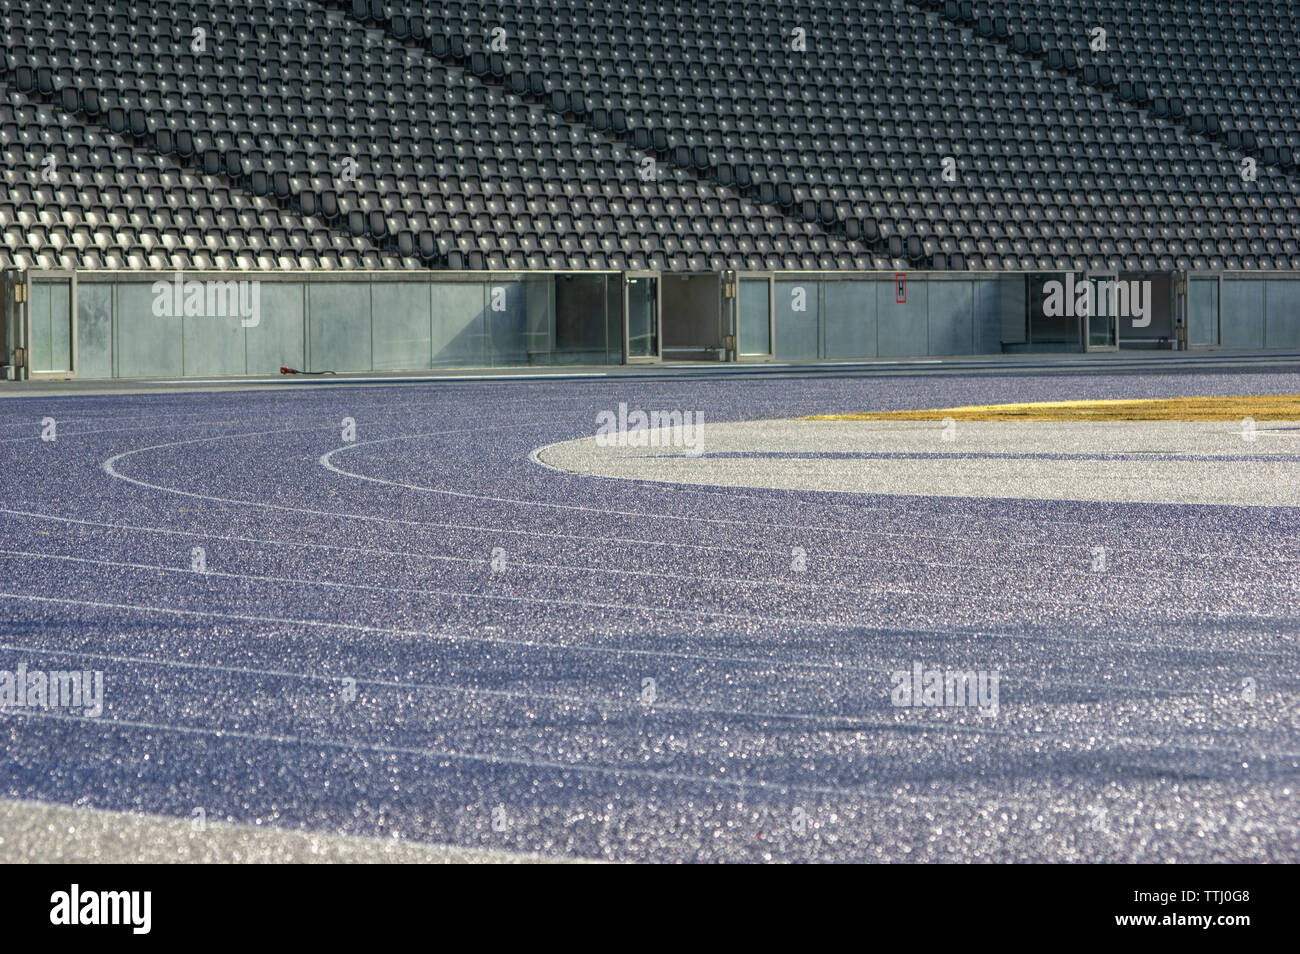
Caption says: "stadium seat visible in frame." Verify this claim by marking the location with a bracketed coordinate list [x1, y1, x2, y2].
[0, 0, 1297, 273]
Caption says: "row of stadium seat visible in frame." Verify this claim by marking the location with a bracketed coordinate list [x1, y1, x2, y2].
[3, 0, 875, 270]
[920, 0, 1300, 170]
[355, 0, 1300, 266]
[2, 0, 1298, 271]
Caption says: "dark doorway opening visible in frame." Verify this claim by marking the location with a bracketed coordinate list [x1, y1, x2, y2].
[660, 274, 723, 360]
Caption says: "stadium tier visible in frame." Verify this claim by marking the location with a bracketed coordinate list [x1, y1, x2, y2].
[2, 1, 1299, 377]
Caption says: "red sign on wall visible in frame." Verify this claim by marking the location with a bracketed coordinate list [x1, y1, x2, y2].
[895, 273, 907, 303]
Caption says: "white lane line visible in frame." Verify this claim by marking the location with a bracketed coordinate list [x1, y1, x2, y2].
[0, 706, 966, 801]
[93, 415, 1300, 568]
[335, 436, 1300, 571]
[8, 708, 1292, 804]
[0, 575, 1293, 666]
[323, 435, 1300, 564]
[0, 587, 862, 672]
[325, 433, 951, 535]
[25, 382, 1300, 582]
[7, 543, 1300, 643]
[4, 512, 1299, 639]
[0, 504, 809, 586]
[99, 426, 834, 560]
[5, 503, 1293, 598]
[2, 638, 1212, 715]
[4, 636, 1248, 740]
[0, 420, 248, 444]
[26, 420, 1300, 648]
[0, 417, 101, 430]
[0, 503, 945, 592]
[0, 546, 830, 627]
[0, 640, 1027, 736]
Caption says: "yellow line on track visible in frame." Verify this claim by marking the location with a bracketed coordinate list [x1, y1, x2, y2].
[804, 395, 1300, 422]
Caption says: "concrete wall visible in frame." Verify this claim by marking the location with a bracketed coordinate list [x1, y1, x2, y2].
[823, 280, 876, 357]
[432, 280, 488, 367]
[248, 282, 306, 374]
[879, 279, 929, 356]
[371, 282, 431, 371]
[115, 282, 182, 377]
[925, 281, 971, 356]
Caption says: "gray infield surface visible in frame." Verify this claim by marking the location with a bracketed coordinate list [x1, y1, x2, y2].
[0, 362, 1297, 862]
[537, 419, 1300, 506]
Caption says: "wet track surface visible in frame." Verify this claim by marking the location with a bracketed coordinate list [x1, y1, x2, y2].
[1, 366, 1298, 862]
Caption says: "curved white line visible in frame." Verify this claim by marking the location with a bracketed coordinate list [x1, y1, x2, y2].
[90, 415, 1300, 569]
[0, 707, 991, 801]
[12, 709, 1287, 804]
[6, 503, 1291, 596]
[0, 571, 1292, 664]
[325, 432, 1300, 562]
[0, 641, 1023, 737]
[325, 431, 931, 535]
[0, 420, 245, 445]
[0, 588, 871, 672]
[0, 547, 833, 628]
[99, 425, 815, 559]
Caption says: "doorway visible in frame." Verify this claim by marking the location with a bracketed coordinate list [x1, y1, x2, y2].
[1082, 270, 1119, 351]
[660, 273, 724, 360]
[623, 271, 660, 362]
[27, 273, 76, 374]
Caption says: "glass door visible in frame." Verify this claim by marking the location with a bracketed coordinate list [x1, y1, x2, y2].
[1083, 270, 1118, 351]
[623, 271, 660, 362]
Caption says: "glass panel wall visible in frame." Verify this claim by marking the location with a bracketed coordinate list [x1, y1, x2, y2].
[738, 278, 771, 355]
[1188, 278, 1219, 346]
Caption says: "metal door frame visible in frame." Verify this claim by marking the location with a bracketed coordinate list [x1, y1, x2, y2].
[1082, 269, 1119, 352]
[24, 269, 78, 377]
[622, 270, 661, 363]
